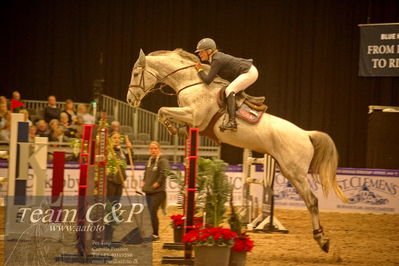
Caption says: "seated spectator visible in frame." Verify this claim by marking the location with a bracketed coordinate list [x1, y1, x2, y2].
[19, 109, 33, 126]
[77, 104, 95, 125]
[0, 96, 7, 105]
[49, 119, 67, 142]
[62, 99, 76, 124]
[29, 125, 37, 142]
[44, 95, 61, 123]
[50, 127, 67, 142]
[0, 111, 11, 141]
[0, 102, 8, 116]
[60, 112, 77, 138]
[10, 91, 25, 113]
[36, 119, 50, 138]
[59, 112, 70, 129]
[71, 115, 84, 138]
[0, 103, 8, 125]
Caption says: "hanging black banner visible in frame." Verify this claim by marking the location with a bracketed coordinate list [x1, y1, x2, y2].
[358, 23, 399, 77]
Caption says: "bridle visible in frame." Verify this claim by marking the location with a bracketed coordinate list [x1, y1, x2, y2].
[128, 64, 203, 98]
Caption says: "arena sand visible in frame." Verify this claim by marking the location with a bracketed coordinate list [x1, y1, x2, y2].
[1, 207, 398, 266]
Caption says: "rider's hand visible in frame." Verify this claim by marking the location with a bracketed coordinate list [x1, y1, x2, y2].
[195, 63, 203, 71]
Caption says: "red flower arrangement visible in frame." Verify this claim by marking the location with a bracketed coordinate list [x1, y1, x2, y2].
[232, 233, 254, 253]
[170, 215, 203, 229]
[170, 214, 184, 228]
[183, 226, 237, 247]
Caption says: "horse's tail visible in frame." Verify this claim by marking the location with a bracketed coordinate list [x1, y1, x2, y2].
[308, 131, 348, 203]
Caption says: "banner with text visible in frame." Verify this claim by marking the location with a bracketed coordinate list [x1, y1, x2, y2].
[358, 23, 399, 76]
[0, 164, 398, 213]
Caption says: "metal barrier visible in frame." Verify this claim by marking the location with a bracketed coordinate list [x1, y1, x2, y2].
[100, 94, 219, 150]
[7, 95, 220, 162]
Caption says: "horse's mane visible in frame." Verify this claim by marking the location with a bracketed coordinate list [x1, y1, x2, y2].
[148, 49, 198, 63]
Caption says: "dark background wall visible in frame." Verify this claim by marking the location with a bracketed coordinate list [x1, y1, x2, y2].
[1, 0, 398, 167]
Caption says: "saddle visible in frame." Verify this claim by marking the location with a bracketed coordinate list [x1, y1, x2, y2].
[217, 87, 267, 112]
[200, 87, 268, 142]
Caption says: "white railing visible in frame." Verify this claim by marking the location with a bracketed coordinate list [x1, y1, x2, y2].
[100, 94, 219, 149]
[18, 95, 220, 162]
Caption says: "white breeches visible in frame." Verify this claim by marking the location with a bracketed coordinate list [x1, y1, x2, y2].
[225, 65, 259, 96]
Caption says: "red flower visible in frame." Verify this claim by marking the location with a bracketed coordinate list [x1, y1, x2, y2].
[183, 227, 237, 247]
[170, 214, 184, 228]
[170, 215, 204, 229]
[231, 233, 254, 253]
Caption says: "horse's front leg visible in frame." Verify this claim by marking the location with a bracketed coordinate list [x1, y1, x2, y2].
[158, 106, 194, 135]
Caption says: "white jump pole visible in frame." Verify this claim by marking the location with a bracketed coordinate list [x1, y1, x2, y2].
[32, 137, 48, 196]
[7, 113, 24, 198]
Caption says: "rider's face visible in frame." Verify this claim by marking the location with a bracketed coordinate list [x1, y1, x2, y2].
[198, 50, 209, 62]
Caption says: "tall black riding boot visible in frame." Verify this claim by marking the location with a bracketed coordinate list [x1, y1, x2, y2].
[220, 92, 237, 132]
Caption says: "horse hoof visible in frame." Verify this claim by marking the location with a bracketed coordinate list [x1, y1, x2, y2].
[321, 239, 330, 253]
[178, 127, 188, 137]
[167, 127, 177, 135]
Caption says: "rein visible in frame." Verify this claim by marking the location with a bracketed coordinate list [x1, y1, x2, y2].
[129, 64, 204, 97]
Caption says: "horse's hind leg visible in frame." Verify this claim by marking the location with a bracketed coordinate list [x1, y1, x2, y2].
[285, 173, 330, 252]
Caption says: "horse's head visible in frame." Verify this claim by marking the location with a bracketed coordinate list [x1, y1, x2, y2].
[127, 49, 158, 107]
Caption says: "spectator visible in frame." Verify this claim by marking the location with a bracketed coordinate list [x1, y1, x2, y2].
[104, 131, 133, 241]
[60, 112, 77, 138]
[29, 125, 37, 142]
[70, 115, 84, 138]
[36, 119, 50, 138]
[110, 120, 132, 148]
[44, 95, 61, 123]
[142, 141, 169, 241]
[62, 99, 76, 124]
[0, 97, 9, 128]
[0, 103, 8, 119]
[9, 91, 25, 113]
[50, 127, 66, 142]
[49, 119, 68, 142]
[0, 96, 7, 105]
[110, 121, 121, 133]
[77, 104, 95, 125]
[19, 109, 33, 126]
[0, 111, 11, 141]
[11, 91, 21, 101]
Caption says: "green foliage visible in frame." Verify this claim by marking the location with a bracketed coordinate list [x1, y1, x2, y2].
[228, 188, 242, 234]
[198, 157, 232, 227]
[166, 166, 208, 213]
[106, 148, 127, 175]
[166, 167, 184, 204]
[68, 138, 82, 157]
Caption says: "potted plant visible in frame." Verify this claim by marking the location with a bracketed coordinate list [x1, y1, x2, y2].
[170, 215, 203, 243]
[183, 226, 237, 266]
[170, 214, 185, 243]
[228, 190, 254, 266]
[182, 157, 233, 266]
[167, 165, 207, 244]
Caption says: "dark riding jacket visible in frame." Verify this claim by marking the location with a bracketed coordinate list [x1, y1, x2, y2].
[198, 52, 253, 83]
[142, 156, 169, 194]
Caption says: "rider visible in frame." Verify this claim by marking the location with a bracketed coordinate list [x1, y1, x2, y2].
[194, 38, 259, 131]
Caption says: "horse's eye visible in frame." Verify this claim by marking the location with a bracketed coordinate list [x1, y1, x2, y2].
[133, 73, 139, 77]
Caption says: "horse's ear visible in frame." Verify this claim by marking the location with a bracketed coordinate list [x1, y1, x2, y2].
[134, 49, 146, 68]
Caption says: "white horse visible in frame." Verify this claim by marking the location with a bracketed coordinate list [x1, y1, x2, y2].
[127, 49, 347, 252]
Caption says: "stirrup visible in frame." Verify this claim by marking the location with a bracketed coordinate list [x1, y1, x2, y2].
[220, 121, 237, 132]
